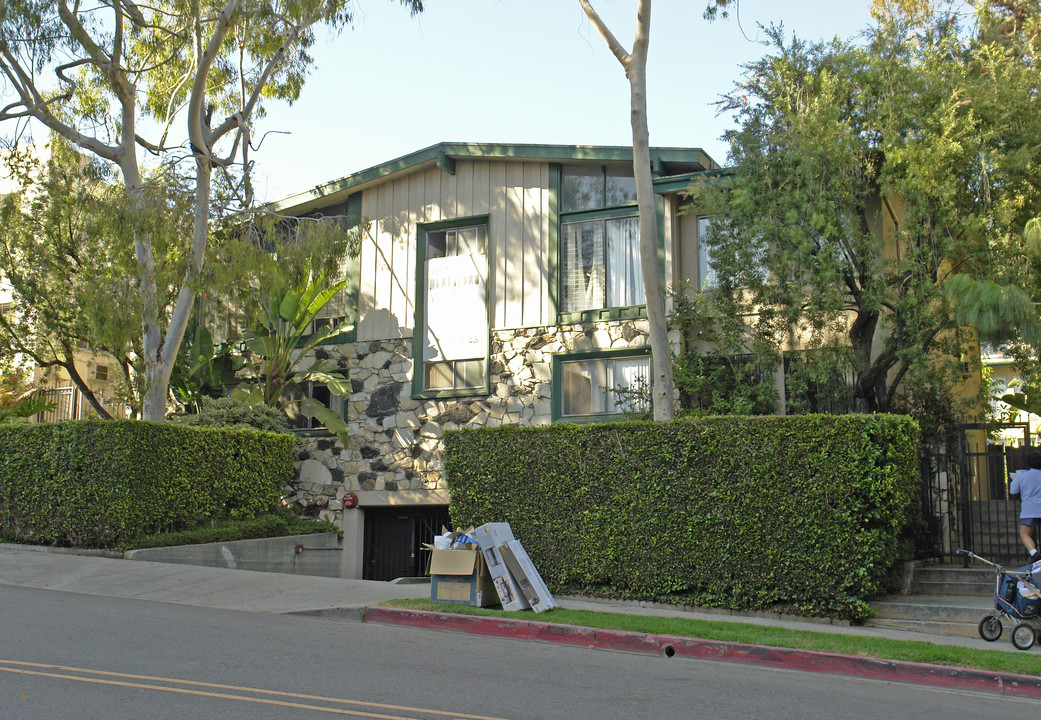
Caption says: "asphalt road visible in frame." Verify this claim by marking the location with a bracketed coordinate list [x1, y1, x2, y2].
[1, 584, 1035, 720]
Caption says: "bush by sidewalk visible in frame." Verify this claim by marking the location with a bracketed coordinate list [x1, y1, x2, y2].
[445, 414, 920, 621]
[0, 419, 294, 548]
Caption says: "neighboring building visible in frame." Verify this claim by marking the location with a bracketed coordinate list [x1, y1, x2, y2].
[0, 143, 129, 421]
[266, 142, 720, 579]
[983, 348, 1038, 441]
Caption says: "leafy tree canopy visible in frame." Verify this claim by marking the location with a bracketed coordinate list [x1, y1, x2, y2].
[0, 140, 193, 417]
[0, 0, 422, 421]
[685, 2, 1041, 437]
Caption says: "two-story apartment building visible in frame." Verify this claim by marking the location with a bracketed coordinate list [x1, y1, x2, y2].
[266, 142, 720, 579]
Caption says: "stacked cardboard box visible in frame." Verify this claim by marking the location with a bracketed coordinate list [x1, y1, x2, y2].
[426, 523, 556, 613]
[427, 528, 497, 607]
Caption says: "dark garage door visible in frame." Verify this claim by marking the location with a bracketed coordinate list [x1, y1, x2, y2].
[362, 506, 450, 581]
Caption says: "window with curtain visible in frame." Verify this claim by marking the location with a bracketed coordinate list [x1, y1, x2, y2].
[560, 354, 650, 417]
[560, 164, 642, 314]
[562, 216, 643, 312]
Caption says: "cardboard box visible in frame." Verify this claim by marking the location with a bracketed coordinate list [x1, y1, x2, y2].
[473, 523, 529, 612]
[498, 539, 557, 613]
[428, 548, 498, 607]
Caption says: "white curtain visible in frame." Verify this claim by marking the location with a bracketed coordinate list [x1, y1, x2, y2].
[606, 217, 643, 306]
[609, 356, 650, 413]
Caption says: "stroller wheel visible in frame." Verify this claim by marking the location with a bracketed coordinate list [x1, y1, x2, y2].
[1012, 623, 1036, 651]
[978, 616, 1003, 642]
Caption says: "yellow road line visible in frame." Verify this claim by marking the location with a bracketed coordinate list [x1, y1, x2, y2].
[0, 660, 511, 720]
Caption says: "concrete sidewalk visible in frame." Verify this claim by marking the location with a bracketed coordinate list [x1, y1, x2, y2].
[0, 543, 429, 616]
[2, 543, 1040, 699]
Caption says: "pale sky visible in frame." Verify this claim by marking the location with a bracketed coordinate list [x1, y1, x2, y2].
[249, 0, 880, 203]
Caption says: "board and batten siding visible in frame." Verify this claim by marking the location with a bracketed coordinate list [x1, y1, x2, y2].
[356, 160, 552, 341]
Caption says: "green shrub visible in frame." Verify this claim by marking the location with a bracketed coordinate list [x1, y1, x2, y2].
[123, 509, 339, 550]
[445, 414, 920, 621]
[168, 396, 291, 434]
[0, 419, 295, 548]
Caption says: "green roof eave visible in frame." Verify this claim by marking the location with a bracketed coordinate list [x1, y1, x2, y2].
[653, 168, 732, 195]
[268, 142, 719, 215]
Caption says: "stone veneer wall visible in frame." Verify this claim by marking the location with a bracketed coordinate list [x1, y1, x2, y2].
[290, 319, 651, 517]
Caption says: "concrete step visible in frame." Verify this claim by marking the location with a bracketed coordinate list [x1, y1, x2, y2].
[910, 564, 1001, 596]
[911, 579, 992, 596]
[913, 567, 992, 585]
[867, 594, 995, 639]
[870, 594, 992, 624]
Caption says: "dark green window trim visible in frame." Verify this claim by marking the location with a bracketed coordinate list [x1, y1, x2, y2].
[558, 304, 647, 326]
[412, 215, 492, 400]
[560, 203, 639, 223]
[553, 165, 671, 325]
[547, 164, 560, 320]
[551, 345, 652, 423]
[293, 429, 333, 438]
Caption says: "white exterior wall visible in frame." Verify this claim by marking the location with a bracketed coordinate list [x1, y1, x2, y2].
[355, 160, 552, 341]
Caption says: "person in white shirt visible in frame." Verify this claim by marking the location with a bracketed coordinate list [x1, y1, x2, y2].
[1010, 450, 1041, 563]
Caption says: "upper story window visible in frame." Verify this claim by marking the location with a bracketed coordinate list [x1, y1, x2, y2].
[696, 216, 768, 290]
[697, 216, 717, 290]
[561, 165, 637, 212]
[415, 218, 490, 397]
[562, 216, 643, 312]
[560, 165, 643, 316]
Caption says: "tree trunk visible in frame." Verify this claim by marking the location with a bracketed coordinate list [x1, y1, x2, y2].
[580, 0, 675, 420]
[628, 7, 674, 420]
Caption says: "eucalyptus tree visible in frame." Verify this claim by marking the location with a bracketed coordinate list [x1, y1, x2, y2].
[0, 0, 423, 422]
[578, 0, 675, 420]
[0, 141, 191, 418]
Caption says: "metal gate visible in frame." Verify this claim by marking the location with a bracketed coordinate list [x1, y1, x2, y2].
[954, 423, 1031, 564]
[920, 423, 1032, 564]
[362, 506, 450, 581]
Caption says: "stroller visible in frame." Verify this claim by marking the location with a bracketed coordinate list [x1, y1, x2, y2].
[957, 548, 1041, 651]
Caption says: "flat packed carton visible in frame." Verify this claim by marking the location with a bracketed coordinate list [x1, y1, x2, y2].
[499, 539, 557, 613]
[472, 523, 529, 611]
[428, 547, 497, 607]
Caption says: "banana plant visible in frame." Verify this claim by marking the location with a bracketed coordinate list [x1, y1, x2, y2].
[0, 395, 56, 424]
[1001, 389, 1041, 420]
[235, 266, 354, 443]
[170, 322, 245, 412]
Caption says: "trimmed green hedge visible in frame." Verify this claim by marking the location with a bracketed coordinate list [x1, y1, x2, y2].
[0, 420, 295, 548]
[445, 414, 920, 621]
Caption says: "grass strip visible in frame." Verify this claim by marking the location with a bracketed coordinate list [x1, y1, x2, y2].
[380, 598, 1041, 678]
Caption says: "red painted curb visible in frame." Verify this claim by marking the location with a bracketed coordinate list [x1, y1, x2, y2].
[364, 607, 1041, 699]
[656, 635, 1041, 699]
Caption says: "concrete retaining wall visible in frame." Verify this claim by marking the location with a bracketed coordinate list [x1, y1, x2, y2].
[124, 533, 347, 578]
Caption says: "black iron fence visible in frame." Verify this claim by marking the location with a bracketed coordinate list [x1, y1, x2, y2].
[919, 423, 1031, 565]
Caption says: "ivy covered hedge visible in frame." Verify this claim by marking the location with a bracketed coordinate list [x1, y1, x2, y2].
[446, 414, 920, 621]
[0, 420, 294, 548]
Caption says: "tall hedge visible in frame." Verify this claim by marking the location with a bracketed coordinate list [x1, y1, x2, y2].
[0, 420, 295, 548]
[446, 414, 920, 621]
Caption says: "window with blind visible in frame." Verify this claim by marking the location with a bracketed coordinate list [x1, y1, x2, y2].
[561, 216, 644, 312]
[559, 164, 643, 315]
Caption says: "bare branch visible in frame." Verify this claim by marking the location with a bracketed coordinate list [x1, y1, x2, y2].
[578, 0, 632, 70]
